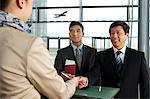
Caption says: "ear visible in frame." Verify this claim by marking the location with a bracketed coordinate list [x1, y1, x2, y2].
[16, 0, 25, 9]
[125, 32, 129, 37]
[82, 32, 84, 36]
[125, 32, 129, 40]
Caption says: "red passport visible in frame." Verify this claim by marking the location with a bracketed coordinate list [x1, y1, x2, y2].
[64, 60, 76, 75]
[64, 64, 76, 75]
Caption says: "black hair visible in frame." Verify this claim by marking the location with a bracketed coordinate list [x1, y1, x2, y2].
[109, 21, 130, 34]
[0, 0, 10, 10]
[69, 21, 84, 32]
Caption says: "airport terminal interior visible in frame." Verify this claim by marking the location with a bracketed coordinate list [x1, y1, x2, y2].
[28, 0, 150, 68]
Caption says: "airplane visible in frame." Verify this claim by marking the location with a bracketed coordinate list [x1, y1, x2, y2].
[54, 11, 67, 18]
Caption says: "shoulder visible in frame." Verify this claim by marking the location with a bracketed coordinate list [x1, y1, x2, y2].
[83, 45, 97, 51]
[126, 47, 144, 56]
[98, 48, 113, 55]
[0, 26, 37, 50]
[57, 45, 72, 53]
[2, 26, 36, 41]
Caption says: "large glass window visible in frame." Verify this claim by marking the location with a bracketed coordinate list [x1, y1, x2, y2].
[82, 0, 138, 6]
[30, 0, 141, 63]
[31, 0, 139, 48]
[83, 8, 127, 21]
[46, 9, 80, 21]
[47, 23, 69, 37]
[47, 0, 79, 7]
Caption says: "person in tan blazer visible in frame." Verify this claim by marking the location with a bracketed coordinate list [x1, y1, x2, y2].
[0, 0, 88, 99]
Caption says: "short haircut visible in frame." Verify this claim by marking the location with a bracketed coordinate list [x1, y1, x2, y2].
[109, 21, 130, 33]
[69, 21, 84, 32]
[0, 0, 10, 10]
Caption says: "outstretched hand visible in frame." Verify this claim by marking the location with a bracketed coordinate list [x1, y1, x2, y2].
[78, 76, 88, 89]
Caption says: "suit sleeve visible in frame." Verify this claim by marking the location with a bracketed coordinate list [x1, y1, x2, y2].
[139, 52, 150, 98]
[54, 50, 64, 75]
[87, 52, 101, 85]
[26, 38, 77, 99]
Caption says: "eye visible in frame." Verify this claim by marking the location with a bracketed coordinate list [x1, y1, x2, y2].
[111, 32, 115, 35]
[117, 32, 124, 36]
[77, 29, 82, 33]
[70, 30, 74, 33]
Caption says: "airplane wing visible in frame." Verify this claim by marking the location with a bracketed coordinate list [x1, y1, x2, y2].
[54, 11, 67, 18]
[62, 11, 67, 14]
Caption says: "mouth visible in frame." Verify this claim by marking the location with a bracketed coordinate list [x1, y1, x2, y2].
[112, 39, 117, 42]
[112, 39, 119, 45]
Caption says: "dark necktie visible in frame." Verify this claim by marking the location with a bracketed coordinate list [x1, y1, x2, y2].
[76, 48, 82, 70]
[116, 51, 122, 74]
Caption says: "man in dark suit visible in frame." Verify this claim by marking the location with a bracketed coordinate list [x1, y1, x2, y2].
[54, 21, 97, 81]
[93, 21, 149, 98]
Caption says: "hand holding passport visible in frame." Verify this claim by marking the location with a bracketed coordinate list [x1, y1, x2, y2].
[61, 72, 75, 81]
[61, 59, 88, 88]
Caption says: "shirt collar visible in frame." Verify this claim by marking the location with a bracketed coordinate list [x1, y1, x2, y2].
[113, 46, 126, 54]
[71, 43, 83, 50]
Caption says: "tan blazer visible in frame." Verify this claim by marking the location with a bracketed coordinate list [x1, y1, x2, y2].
[0, 27, 76, 99]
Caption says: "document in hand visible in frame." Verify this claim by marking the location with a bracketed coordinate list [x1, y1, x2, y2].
[64, 59, 76, 75]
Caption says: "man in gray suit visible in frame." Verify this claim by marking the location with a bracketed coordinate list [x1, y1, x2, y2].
[54, 21, 97, 81]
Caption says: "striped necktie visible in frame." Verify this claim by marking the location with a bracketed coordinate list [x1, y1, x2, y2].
[116, 51, 122, 74]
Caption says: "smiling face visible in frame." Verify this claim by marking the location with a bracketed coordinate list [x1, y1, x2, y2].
[109, 25, 129, 50]
[69, 24, 84, 47]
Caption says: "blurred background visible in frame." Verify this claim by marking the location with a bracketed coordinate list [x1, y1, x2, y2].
[28, 0, 150, 67]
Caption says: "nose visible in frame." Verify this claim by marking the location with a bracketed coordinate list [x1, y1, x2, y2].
[113, 33, 118, 38]
[72, 31, 78, 36]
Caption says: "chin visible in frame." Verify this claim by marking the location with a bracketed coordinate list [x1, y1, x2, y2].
[21, 17, 28, 21]
[113, 44, 119, 48]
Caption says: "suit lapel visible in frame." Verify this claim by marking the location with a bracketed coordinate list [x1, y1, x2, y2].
[80, 45, 86, 70]
[107, 48, 118, 74]
[67, 45, 76, 60]
[121, 47, 130, 77]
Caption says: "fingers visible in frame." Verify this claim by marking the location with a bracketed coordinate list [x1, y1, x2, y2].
[78, 77, 88, 89]
[61, 72, 75, 81]
[63, 74, 89, 88]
